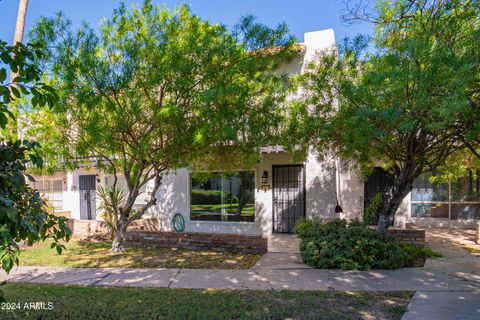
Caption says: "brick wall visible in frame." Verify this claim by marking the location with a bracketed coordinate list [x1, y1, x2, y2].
[125, 230, 267, 254]
[388, 229, 425, 246]
[70, 218, 265, 253]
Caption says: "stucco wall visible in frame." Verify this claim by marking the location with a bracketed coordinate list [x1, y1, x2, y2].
[305, 153, 337, 219]
[338, 163, 364, 221]
[152, 151, 343, 236]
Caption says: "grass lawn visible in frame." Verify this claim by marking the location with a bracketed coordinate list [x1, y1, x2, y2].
[20, 240, 260, 269]
[1, 283, 413, 320]
[190, 203, 255, 215]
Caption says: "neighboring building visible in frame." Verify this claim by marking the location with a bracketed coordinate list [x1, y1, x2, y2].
[30, 29, 480, 234]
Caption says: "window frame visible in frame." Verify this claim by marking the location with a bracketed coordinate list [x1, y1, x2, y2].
[32, 178, 64, 211]
[410, 173, 480, 220]
[189, 170, 256, 223]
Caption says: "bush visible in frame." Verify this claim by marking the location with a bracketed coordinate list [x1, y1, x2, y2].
[191, 189, 237, 205]
[399, 243, 442, 267]
[364, 193, 382, 225]
[294, 218, 415, 270]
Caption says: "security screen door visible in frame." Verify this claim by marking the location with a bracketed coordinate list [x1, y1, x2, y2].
[272, 165, 306, 233]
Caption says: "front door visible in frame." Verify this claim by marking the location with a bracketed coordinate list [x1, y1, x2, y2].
[273, 165, 306, 233]
[79, 175, 96, 220]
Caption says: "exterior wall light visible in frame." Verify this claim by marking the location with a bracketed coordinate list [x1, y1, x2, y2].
[261, 171, 268, 184]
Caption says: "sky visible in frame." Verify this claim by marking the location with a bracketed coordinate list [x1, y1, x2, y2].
[0, 0, 373, 45]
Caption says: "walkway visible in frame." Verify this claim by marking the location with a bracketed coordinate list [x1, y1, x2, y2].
[402, 229, 480, 320]
[1, 231, 479, 319]
[1, 263, 478, 292]
[252, 234, 311, 269]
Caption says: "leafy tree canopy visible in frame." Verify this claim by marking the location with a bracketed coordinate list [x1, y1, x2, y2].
[286, 0, 479, 232]
[28, 0, 298, 251]
[0, 40, 70, 279]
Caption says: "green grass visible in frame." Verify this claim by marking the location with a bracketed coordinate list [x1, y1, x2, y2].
[1, 283, 413, 320]
[20, 240, 260, 269]
[190, 203, 255, 215]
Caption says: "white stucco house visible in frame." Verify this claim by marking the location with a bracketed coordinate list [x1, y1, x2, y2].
[30, 29, 480, 235]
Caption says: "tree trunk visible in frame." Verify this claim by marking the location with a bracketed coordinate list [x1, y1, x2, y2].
[377, 191, 408, 234]
[13, 0, 28, 45]
[376, 166, 417, 234]
[111, 221, 128, 253]
[109, 174, 162, 253]
[9, 0, 28, 138]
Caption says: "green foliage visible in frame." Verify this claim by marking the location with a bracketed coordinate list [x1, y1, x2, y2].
[0, 40, 58, 138]
[286, 0, 480, 230]
[28, 1, 297, 250]
[191, 189, 238, 205]
[398, 243, 442, 267]
[96, 185, 128, 239]
[0, 40, 71, 278]
[364, 192, 382, 225]
[295, 218, 413, 270]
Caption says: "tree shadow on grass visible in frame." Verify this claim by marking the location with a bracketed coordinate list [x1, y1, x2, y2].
[24, 240, 261, 269]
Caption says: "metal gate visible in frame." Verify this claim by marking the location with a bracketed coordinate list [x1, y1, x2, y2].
[364, 168, 394, 224]
[272, 165, 306, 233]
[364, 168, 394, 206]
[79, 175, 96, 220]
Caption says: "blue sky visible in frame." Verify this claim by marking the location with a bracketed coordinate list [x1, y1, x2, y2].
[0, 0, 373, 44]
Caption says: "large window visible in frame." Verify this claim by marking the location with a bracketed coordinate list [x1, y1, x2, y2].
[190, 171, 255, 222]
[411, 173, 480, 220]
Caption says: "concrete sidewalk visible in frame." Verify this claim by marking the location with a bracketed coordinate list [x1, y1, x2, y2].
[1, 232, 479, 319]
[1, 263, 478, 292]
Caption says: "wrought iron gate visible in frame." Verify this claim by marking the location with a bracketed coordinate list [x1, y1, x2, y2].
[272, 165, 306, 233]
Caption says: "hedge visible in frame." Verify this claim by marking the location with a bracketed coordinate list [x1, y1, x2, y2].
[294, 218, 437, 270]
[191, 189, 238, 205]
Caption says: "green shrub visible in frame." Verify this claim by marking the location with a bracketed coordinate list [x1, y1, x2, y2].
[294, 218, 412, 270]
[191, 189, 238, 205]
[364, 192, 382, 225]
[399, 243, 442, 267]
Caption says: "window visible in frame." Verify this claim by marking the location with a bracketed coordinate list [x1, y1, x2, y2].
[32, 178, 64, 211]
[411, 173, 480, 220]
[190, 171, 255, 222]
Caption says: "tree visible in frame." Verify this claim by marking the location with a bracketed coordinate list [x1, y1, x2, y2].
[286, 0, 478, 233]
[29, 1, 297, 252]
[9, 0, 29, 137]
[0, 39, 71, 281]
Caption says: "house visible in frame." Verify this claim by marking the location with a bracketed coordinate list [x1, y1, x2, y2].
[30, 29, 480, 235]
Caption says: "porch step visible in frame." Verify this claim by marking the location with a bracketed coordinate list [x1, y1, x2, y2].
[268, 234, 301, 253]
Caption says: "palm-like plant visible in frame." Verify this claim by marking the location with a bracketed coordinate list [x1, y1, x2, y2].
[96, 185, 127, 239]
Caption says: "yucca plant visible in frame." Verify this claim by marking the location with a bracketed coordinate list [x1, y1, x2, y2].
[97, 185, 127, 239]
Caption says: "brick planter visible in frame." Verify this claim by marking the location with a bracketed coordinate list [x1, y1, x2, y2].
[125, 230, 267, 254]
[387, 229, 425, 246]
